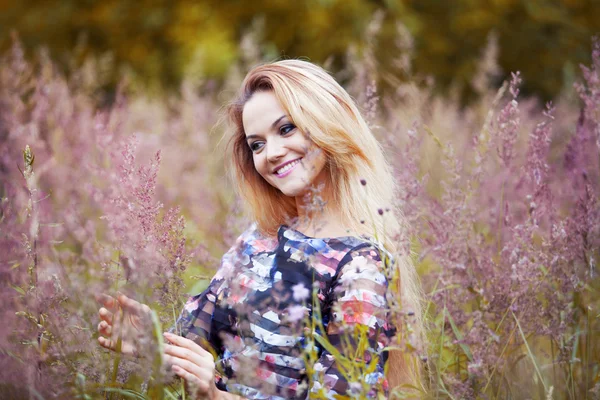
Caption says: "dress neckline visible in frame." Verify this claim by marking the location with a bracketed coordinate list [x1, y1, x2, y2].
[278, 224, 371, 241]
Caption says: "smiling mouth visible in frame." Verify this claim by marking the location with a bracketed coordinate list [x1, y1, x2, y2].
[275, 158, 302, 177]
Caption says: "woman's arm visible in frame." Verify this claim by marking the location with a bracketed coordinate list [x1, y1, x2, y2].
[163, 332, 246, 400]
[163, 225, 261, 399]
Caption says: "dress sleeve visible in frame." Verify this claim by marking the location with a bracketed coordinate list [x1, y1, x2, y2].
[168, 225, 254, 351]
[311, 244, 395, 398]
[168, 270, 227, 350]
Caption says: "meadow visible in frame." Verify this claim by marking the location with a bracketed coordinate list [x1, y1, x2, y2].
[1, 32, 599, 399]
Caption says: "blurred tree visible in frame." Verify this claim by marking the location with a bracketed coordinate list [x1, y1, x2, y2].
[0, 0, 598, 99]
[385, 0, 600, 99]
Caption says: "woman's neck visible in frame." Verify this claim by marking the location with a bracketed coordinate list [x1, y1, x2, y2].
[294, 219, 353, 238]
[293, 188, 350, 238]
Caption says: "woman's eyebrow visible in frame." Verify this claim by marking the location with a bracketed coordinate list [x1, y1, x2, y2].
[246, 115, 287, 140]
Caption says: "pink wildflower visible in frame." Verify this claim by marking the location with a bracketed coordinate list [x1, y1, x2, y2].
[292, 283, 310, 302]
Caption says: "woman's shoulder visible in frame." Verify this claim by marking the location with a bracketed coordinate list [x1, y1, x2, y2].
[226, 222, 279, 255]
[213, 223, 275, 280]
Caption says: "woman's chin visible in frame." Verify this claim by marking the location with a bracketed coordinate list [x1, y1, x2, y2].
[277, 184, 311, 199]
[279, 188, 304, 198]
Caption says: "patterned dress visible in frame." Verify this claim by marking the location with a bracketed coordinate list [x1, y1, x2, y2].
[170, 224, 396, 399]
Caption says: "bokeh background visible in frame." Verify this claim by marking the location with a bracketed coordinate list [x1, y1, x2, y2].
[2, 0, 599, 100]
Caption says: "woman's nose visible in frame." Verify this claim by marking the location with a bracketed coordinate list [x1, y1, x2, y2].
[266, 139, 286, 163]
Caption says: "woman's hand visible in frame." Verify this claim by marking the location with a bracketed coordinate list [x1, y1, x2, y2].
[162, 332, 226, 400]
[96, 293, 152, 356]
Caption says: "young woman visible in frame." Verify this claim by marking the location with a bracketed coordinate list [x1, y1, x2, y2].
[97, 60, 423, 399]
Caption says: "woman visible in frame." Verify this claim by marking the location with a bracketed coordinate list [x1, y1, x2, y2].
[97, 60, 423, 399]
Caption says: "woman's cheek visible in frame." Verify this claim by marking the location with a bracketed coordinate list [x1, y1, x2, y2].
[253, 158, 270, 183]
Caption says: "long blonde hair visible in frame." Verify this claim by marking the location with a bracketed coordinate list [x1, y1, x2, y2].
[224, 59, 425, 394]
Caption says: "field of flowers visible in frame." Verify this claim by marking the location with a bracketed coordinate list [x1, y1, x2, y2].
[1, 31, 599, 399]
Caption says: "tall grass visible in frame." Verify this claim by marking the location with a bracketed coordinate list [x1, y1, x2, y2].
[0, 30, 598, 399]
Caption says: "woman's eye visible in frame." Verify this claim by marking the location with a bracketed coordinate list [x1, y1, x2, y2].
[250, 142, 263, 152]
[280, 124, 296, 135]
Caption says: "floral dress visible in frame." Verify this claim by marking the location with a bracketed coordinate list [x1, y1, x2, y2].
[170, 224, 396, 399]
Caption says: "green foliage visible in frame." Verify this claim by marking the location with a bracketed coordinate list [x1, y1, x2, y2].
[1, 0, 598, 99]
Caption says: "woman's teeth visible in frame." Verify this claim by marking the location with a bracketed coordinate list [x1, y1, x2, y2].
[276, 159, 301, 175]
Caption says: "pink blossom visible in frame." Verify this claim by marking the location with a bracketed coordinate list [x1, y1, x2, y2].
[287, 305, 306, 323]
[292, 283, 310, 302]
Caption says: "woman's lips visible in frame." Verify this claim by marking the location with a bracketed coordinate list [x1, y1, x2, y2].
[275, 158, 302, 178]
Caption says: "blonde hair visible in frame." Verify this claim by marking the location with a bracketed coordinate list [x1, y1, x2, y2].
[224, 59, 425, 394]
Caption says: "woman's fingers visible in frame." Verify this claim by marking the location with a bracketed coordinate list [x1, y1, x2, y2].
[97, 293, 118, 326]
[163, 332, 213, 361]
[98, 292, 147, 317]
[98, 336, 116, 351]
[163, 343, 207, 368]
[96, 293, 150, 358]
[98, 307, 115, 324]
[171, 365, 209, 393]
[98, 320, 112, 336]
[117, 293, 136, 309]
[96, 293, 119, 311]
[98, 336, 136, 356]
[163, 354, 211, 381]
[162, 333, 216, 395]
[117, 293, 150, 315]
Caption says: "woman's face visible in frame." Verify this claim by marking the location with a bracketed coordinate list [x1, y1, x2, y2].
[242, 91, 328, 198]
